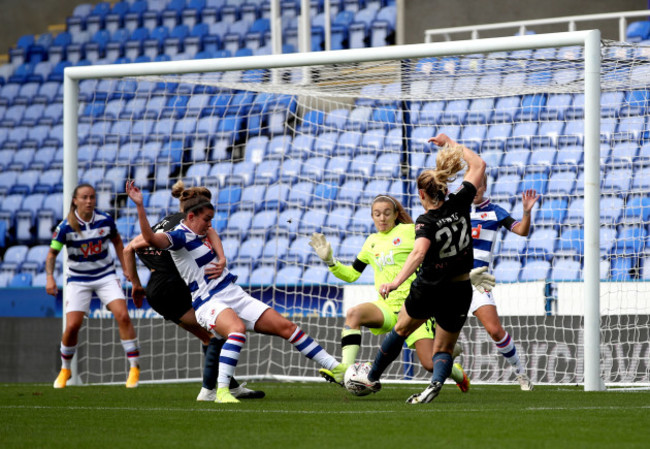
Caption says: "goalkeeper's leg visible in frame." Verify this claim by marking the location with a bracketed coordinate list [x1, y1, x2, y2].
[341, 302, 388, 366]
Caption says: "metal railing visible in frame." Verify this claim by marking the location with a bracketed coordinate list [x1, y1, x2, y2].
[424, 10, 650, 42]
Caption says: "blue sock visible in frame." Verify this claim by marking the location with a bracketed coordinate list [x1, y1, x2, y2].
[369, 329, 405, 382]
[431, 352, 453, 384]
[202, 338, 240, 389]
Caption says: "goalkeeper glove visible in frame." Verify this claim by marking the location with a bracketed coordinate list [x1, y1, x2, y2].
[308, 232, 336, 267]
[469, 267, 496, 292]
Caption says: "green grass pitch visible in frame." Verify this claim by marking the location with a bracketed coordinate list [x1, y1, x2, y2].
[1, 382, 649, 449]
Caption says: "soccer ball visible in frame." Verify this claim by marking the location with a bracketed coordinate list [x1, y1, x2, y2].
[344, 362, 373, 396]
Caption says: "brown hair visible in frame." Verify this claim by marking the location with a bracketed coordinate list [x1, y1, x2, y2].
[371, 194, 413, 225]
[67, 183, 95, 234]
[417, 143, 466, 203]
[171, 180, 214, 215]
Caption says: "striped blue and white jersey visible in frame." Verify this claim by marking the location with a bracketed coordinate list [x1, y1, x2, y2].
[50, 210, 119, 282]
[470, 198, 517, 269]
[164, 222, 234, 309]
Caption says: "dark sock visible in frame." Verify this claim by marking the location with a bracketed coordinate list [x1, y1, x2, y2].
[368, 328, 405, 382]
[432, 352, 453, 384]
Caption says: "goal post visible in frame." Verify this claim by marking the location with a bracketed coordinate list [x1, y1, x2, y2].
[62, 31, 610, 389]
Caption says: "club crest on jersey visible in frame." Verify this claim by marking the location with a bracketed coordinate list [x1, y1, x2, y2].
[393, 237, 401, 246]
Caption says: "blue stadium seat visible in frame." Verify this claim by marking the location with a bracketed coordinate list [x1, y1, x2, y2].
[556, 227, 584, 257]
[491, 174, 520, 200]
[286, 236, 312, 265]
[288, 135, 315, 159]
[506, 122, 538, 150]
[324, 206, 353, 237]
[324, 156, 350, 183]
[348, 206, 374, 233]
[346, 106, 372, 132]
[221, 210, 254, 240]
[620, 90, 649, 116]
[603, 165, 633, 193]
[520, 259, 551, 282]
[610, 256, 637, 281]
[337, 179, 365, 204]
[615, 116, 645, 144]
[535, 197, 567, 227]
[499, 229, 527, 257]
[600, 196, 624, 225]
[416, 101, 444, 126]
[302, 266, 329, 284]
[239, 184, 267, 212]
[9, 272, 33, 287]
[374, 153, 400, 178]
[335, 131, 362, 157]
[228, 160, 257, 186]
[275, 265, 302, 286]
[526, 227, 557, 260]
[261, 183, 290, 211]
[555, 145, 582, 168]
[492, 96, 521, 123]
[298, 208, 328, 234]
[236, 237, 265, 268]
[346, 154, 376, 179]
[622, 195, 650, 224]
[493, 258, 522, 283]
[440, 99, 469, 125]
[287, 182, 314, 208]
[551, 257, 581, 281]
[301, 156, 327, 182]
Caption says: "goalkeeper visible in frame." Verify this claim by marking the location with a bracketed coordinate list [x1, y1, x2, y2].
[123, 181, 264, 402]
[310, 194, 494, 391]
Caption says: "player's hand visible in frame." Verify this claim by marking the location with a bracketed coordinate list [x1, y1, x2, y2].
[469, 267, 496, 292]
[308, 232, 335, 266]
[131, 285, 145, 308]
[379, 282, 397, 299]
[427, 133, 455, 148]
[45, 276, 58, 296]
[521, 189, 540, 213]
[125, 180, 143, 206]
[205, 258, 226, 279]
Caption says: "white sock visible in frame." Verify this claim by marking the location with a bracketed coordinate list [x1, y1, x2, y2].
[495, 332, 524, 375]
[60, 343, 76, 369]
[217, 333, 246, 389]
[121, 338, 140, 368]
[288, 327, 338, 370]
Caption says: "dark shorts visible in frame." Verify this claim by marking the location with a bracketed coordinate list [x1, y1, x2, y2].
[145, 275, 193, 324]
[404, 279, 473, 333]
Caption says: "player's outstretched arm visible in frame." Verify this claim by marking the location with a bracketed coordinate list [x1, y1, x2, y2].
[512, 189, 540, 237]
[125, 180, 169, 249]
[309, 232, 363, 282]
[123, 238, 145, 308]
[379, 237, 430, 298]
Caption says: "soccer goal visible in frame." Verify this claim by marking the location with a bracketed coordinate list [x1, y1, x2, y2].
[63, 30, 650, 390]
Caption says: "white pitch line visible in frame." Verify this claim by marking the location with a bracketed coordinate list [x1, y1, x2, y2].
[1, 404, 649, 414]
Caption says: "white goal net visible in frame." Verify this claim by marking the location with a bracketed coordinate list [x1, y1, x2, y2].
[67, 34, 650, 387]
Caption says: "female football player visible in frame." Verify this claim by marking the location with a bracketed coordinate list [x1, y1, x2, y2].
[470, 174, 539, 390]
[352, 133, 487, 403]
[123, 181, 264, 401]
[309, 193, 493, 392]
[126, 180, 345, 403]
[46, 183, 140, 389]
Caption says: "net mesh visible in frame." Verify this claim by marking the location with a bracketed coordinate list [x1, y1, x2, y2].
[74, 39, 650, 385]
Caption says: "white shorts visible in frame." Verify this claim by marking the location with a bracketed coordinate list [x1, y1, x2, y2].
[194, 282, 271, 334]
[469, 288, 496, 316]
[65, 274, 125, 314]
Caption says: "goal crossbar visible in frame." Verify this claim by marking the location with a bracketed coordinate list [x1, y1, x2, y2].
[62, 30, 604, 391]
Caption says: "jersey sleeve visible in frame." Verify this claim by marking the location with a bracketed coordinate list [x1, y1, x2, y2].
[49, 221, 66, 251]
[450, 181, 477, 208]
[164, 230, 185, 250]
[493, 204, 517, 230]
[329, 261, 362, 282]
[414, 214, 433, 241]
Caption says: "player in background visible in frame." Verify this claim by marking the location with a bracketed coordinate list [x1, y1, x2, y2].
[471, 174, 539, 390]
[310, 194, 490, 392]
[123, 181, 264, 401]
[46, 183, 140, 389]
[125, 180, 346, 403]
[351, 134, 486, 403]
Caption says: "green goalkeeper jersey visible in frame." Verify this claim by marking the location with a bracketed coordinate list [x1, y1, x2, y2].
[329, 223, 416, 313]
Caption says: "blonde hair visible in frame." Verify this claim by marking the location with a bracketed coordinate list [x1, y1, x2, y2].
[171, 180, 213, 215]
[67, 183, 95, 234]
[371, 194, 413, 225]
[417, 143, 466, 203]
